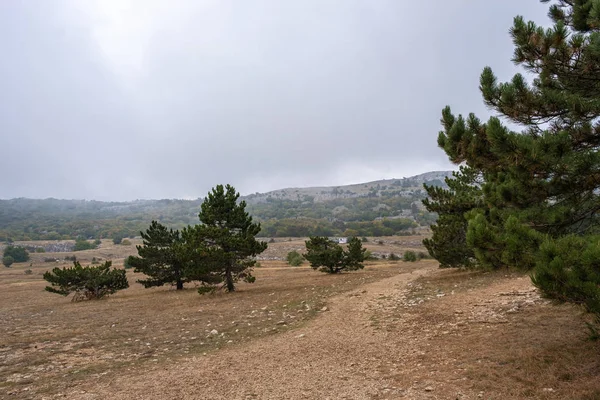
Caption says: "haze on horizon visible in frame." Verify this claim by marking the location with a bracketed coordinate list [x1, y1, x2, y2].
[0, 1, 549, 201]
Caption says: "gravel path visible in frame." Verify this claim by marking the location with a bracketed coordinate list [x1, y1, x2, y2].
[68, 265, 436, 400]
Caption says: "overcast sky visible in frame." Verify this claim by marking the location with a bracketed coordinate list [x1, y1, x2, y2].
[0, 1, 550, 201]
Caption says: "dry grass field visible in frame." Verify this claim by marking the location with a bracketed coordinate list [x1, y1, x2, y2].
[1, 237, 600, 399]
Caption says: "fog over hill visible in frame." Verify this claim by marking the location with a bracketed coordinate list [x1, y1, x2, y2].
[0, 171, 453, 241]
[244, 171, 454, 204]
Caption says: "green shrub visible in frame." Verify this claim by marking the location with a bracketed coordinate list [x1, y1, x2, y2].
[303, 236, 366, 273]
[3, 246, 30, 262]
[35, 247, 46, 253]
[43, 261, 129, 301]
[123, 255, 135, 269]
[403, 251, 417, 262]
[2, 256, 14, 268]
[389, 253, 401, 261]
[74, 239, 97, 251]
[64, 255, 77, 262]
[286, 250, 304, 266]
[113, 237, 123, 245]
[44, 257, 57, 263]
[121, 239, 131, 246]
[24, 269, 33, 275]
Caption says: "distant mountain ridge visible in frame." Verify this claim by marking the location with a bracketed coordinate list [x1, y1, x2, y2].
[0, 171, 453, 241]
[243, 171, 454, 204]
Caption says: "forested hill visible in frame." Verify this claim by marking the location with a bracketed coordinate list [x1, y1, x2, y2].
[0, 171, 452, 241]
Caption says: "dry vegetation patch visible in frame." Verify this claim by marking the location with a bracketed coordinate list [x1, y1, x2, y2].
[368, 269, 600, 399]
[0, 259, 403, 399]
[3, 238, 600, 399]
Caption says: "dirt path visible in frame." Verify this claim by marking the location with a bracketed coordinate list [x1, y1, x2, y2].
[66, 265, 437, 400]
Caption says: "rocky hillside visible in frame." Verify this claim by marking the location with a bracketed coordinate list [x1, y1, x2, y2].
[243, 171, 453, 204]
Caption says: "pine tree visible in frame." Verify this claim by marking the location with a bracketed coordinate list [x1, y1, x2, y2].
[44, 261, 129, 301]
[129, 221, 192, 290]
[303, 236, 365, 273]
[346, 236, 367, 270]
[422, 166, 482, 268]
[192, 184, 267, 292]
[433, 0, 600, 324]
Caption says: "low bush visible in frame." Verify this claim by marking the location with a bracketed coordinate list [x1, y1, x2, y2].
[43, 261, 129, 301]
[74, 239, 97, 252]
[3, 256, 14, 268]
[403, 251, 417, 262]
[286, 250, 304, 266]
[389, 253, 401, 261]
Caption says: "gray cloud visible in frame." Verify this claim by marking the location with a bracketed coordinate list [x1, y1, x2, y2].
[0, 1, 549, 200]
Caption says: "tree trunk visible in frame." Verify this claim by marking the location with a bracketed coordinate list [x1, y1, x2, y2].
[176, 279, 183, 290]
[225, 267, 235, 292]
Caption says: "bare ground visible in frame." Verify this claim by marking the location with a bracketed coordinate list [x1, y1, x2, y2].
[2, 239, 600, 399]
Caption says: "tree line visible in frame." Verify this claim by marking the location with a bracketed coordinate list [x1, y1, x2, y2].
[43, 185, 368, 300]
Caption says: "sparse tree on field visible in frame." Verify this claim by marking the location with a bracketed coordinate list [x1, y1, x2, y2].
[189, 184, 268, 292]
[128, 221, 193, 290]
[303, 236, 365, 273]
[43, 261, 129, 301]
[346, 237, 367, 269]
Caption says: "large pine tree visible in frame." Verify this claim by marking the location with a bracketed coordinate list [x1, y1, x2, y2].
[190, 184, 267, 292]
[431, 0, 600, 323]
[129, 221, 192, 290]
